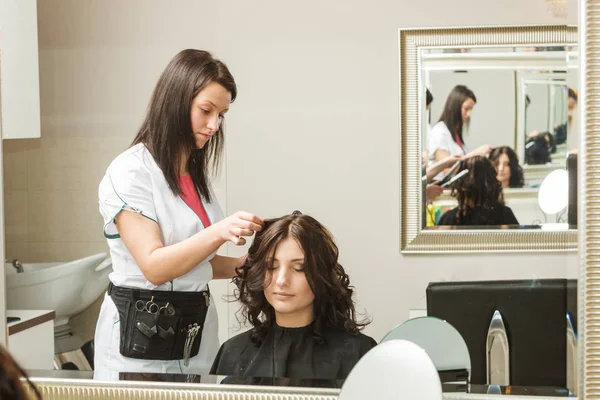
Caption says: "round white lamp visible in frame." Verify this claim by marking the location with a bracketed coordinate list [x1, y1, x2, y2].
[538, 169, 569, 220]
[339, 340, 443, 400]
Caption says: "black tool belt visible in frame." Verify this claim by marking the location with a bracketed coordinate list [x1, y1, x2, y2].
[108, 282, 210, 364]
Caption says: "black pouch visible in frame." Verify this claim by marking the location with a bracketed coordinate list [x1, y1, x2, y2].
[171, 315, 206, 360]
[109, 283, 208, 361]
[126, 311, 180, 358]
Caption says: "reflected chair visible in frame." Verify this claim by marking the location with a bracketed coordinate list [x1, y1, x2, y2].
[426, 279, 576, 388]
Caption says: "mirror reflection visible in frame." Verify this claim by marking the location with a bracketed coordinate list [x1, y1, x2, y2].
[0, 11, 580, 400]
[422, 46, 579, 230]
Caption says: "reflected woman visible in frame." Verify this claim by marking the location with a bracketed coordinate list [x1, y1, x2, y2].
[438, 156, 519, 226]
[554, 88, 578, 145]
[489, 146, 524, 189]
[210, 212, 376, 379]
[428, 85, 491, 177]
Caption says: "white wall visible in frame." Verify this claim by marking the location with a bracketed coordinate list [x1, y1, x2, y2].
[1, 0, 577, 345]
[526, 83, 552, 133]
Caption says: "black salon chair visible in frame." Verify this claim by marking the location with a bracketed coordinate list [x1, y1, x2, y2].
[426, 279, 576, 387]
[81, 339, 94, 370]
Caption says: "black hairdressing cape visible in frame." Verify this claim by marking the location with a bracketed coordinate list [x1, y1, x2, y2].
[209, 322, 376, 380]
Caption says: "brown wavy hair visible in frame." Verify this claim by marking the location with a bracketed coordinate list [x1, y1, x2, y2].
[489, 146, 524, 188]
[450, 156, 504, 225]
[233, 212, 369, 345]
[0, 345, 41, 399]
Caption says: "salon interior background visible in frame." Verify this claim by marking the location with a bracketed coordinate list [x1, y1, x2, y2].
[0, 0, 578, 345]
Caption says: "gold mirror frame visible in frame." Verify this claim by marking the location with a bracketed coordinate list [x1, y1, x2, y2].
[26, 378, 340, 400]
[581, 1, 599, 398]
[399, 24, 579, 253]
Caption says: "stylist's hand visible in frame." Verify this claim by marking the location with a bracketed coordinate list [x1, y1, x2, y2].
[475, 144, 492, 156]
[441, 154, 462, 168]
[217, 212, 263, 246]
[466, 145, 492, 159]
[426, 183, 444, 201]
[527, 130, 540, 139]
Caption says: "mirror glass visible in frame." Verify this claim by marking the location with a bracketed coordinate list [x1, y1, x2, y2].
[0, 10, 580, 400]
[421, 45, 579, 230]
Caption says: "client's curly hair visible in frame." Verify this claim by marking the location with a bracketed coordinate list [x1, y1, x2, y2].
[233, 212, 369, 346]
[451, 156, 504, 225]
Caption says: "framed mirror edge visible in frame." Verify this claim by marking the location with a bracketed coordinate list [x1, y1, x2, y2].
[25, 377, 571, 400]
[26, 378, 341, 399]
[580, 0, 598, 399]
[401, 229, 578, 254]
[398, 24, 578, 254]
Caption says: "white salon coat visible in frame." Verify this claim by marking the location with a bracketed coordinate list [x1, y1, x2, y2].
[93, 143, 223, 380]
[427, 121, 467, 180]
[427, 121, 467, 160]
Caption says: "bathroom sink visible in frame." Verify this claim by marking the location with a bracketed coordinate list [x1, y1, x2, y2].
[5, 253, 112, 328]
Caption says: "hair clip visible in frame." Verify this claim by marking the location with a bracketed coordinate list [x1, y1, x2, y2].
[292, 210, 303, 216]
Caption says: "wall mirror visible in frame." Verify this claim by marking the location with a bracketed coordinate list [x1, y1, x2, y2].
[400, 25, 579, 253]
[0, 5, 593, 398]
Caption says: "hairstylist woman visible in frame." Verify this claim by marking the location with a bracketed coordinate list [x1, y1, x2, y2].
[93, 49, 263, 380]
[428, 85, 491, 175]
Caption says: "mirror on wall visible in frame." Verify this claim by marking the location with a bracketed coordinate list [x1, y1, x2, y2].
[400, 25, 578, 252]
[422, 45, 578, 230]
[0, 21, 581, 400]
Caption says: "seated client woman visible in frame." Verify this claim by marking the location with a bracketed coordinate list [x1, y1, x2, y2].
[210, 211, 376, 379]
[438, 156, 520, 226]
[489, 146, 524, 189]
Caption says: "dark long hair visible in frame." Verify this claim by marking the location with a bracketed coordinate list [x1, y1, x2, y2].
[438, 85, 476, 148]
[450, 156, 504, 225]
[0, 345, 41, 399]
[489, 146, 524, 188]
[526, 133, 552, 165]
[233, 212, 369, 345]
[132, 49, 237, 202]
[426, 88, 434, 107]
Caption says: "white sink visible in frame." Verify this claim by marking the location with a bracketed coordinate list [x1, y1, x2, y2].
[5, 253, 112, 328]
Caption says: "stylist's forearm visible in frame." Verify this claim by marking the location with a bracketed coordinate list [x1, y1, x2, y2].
[427, 162, 444, 182]
[210, 254, 245, 279]
[145, 225, 225, 285]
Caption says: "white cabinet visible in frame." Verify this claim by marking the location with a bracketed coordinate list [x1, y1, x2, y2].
[0, 0, 41, 139]
[6, 310, 55, 369]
